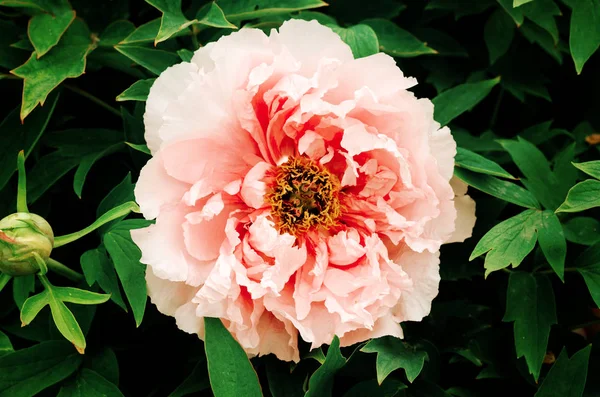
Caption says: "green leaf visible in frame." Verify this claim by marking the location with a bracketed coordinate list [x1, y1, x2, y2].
[470, 209, 539, 276]
[28, 0, 75, 57]
[265, 358, 304, 397]
[98, 20, 135, 47]
[413, 28, 468, 57]
[195, 2, 238, 29]
[575, 243, 600, 307]
[53, 287, 111, 305]
[204, 317, 262, 397]
[556, 180, 600, 213]
[424, 0, 493, 18]
[20, 290, 50, 326]
[305, 336, 347, 397]
[362, 337, 428, 384]
[57, 369, 124, 397]
[0, 274, 11, 294]
[81, 248, 127, 310]
[84, 348, 119, 385]
[0, 331, 13, 357]
[54, 201, 141, 247]
[570, 0, 600, 74]
[96, 173, 135, 231]
[503, 272, 557, 381]
[22, 276, 100, 354]
[362, 18, 436, 57]
[125, 142, 151, 154]
[563, 217, 600, 246]
[553, 143, 578, 198]
[455, 147, 515, 179]
[534, 346, 591, 397]
[305, 347, 326, 364]
[453, 168, 540, 209]
[116, 78, 155, 102]
[343, 379, 406, 397]
[521, 0, 561, 43]
[12, 19, 96, 121]
[12, 274, 35, 310]
[73, 144, 123, 198]
[432, 77, 501, 126]
[484, 9, 515, 64]
[177, 48, 194, 62]
[170, 359, 210, 397]
[118, 19, 162, 45]
[536, 210, 566, 281]
[0, 20, 28, 69]
[0, 93, 58, 191]
[514, 0, 534, 6]
[26, 152, 81, 204]
[498, 137, 563, 210]
[573, 160, 600, 179]
[0, 341, 82, 397]
[103, 220, 152, 327]
[44, 129, 124, 156]
[218, 0, 327, 21]
[330, 24, 379, 58]
[497, 0, 524, 25]
[521, 22, 563, 64]
[114, 45, 179, 75]
[147, 0, 236, 45]
[147, 0, 196, 43]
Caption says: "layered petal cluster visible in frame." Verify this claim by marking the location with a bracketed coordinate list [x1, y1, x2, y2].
[131, 19, 476, 362]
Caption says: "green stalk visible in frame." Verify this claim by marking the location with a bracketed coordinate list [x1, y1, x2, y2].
[46, 258, 84, 283]
[16, 151, 29, 213]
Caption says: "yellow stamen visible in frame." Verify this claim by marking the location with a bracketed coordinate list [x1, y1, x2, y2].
[265, 157, 342, 236]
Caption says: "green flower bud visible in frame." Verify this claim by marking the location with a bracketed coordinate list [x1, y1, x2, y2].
[0, 213, 54, 276]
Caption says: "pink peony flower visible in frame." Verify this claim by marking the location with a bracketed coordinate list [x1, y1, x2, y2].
[131, 19, 476, 362]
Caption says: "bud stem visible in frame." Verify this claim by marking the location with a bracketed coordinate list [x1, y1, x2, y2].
[16, 151, 29, 214]
[53, 201, 140, 248]
[46, 258, 84, 283]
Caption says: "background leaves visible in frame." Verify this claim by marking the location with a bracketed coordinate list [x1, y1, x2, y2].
[0, 0, 599, 396]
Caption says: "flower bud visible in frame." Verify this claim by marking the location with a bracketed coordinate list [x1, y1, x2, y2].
[0, 213, 54, 276]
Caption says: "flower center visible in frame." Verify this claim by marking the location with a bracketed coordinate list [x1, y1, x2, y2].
[266, 157, 342, 236]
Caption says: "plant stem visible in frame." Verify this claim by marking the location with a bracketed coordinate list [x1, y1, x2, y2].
[53, 201, 140, 248]
[64, 84, 121, 118]
[46, 258, 84, 283]
[191, 27, 200, 50]
[16, 151, 29, 213]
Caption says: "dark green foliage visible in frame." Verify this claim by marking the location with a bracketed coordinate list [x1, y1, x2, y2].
[0, 0, 599, 396]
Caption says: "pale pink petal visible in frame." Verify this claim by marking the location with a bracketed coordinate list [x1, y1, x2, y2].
[144, 62, 199, 154]
[273, 19, 353, 75]
[134, 153, 188, 220]
[146, 267, 198, 315]
[447, 194, 476, 243]
[241, 162, 272, 209]
[328, 229, 366, 266]
[390, 248, 441, 322]
[339, 315, 404, 347]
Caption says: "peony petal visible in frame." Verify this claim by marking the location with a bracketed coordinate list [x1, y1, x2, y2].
[391, 248, 440, 322]
[134, 153, 188, 220]
[273, 20, 353, 75]
[146, 267, 198, 315]
[144, 62, 199, 154]
[447, 194, 476, 243]
[241, 162, 272, 209]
